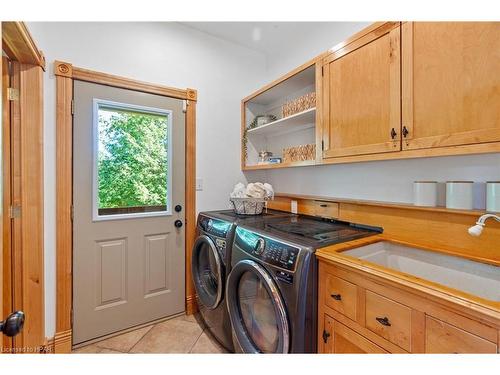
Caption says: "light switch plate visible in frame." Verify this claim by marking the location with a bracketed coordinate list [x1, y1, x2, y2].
[196, 178, 203, 191]
[291, 200, 298, 214]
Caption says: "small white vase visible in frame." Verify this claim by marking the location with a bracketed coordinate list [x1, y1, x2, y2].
[486, 181, 500, 213]
[413, 181, 437, 207]
[446, 181, 474, 210]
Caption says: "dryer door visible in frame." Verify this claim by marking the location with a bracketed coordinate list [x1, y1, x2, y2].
[192, 235, 224, 309]
[226, 259, 290, 353]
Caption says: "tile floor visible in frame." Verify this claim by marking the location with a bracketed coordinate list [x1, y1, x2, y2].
[72, 314, 226, 354]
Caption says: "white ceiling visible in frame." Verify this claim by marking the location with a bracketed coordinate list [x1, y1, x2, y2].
[181, 22, 340, 55]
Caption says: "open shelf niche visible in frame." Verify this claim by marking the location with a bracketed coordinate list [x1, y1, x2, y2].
[242, 63, 318, 170]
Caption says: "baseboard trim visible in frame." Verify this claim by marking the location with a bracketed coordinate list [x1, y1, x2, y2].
[42, 337, 55, 353]
[54, 329, 72, 354]
[186, 294, 198, 315]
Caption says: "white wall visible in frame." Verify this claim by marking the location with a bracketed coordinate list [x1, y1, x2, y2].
[27, 22, 267, 338]
[260, 22, 500, 209]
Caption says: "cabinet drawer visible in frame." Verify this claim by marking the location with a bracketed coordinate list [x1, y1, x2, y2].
[299, 200, 339, 218]
[365, 290, 412, 351]
[425, 317, 497, 353]
[325, 274, 357, 321]
[333, 319, 387, 353]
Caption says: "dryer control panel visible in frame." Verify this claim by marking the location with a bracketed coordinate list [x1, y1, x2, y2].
[199, 216, 233, 239]
[235, 227, 300, 272]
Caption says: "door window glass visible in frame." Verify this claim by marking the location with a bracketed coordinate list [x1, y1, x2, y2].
[93, 99, 172, 220]
[238, 271, 279, 353]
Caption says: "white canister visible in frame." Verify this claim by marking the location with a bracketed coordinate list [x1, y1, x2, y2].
[413, 181, 438, 207]
[486, 181, 500, 212]
[446, 181, 474, 210]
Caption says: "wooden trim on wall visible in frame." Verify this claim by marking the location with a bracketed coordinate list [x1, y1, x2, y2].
[2, 22, 46, 70]
[185, 98, 197, 316]
[55, 72, 73, 343]
[1, 21, 45, 353]
[2, 55, 13, 352]
[18, 62, 45, 351]
[53, 330, 72, 354]
[54, 61, 197, 353]
[5, 61, 45, 352]
[54, 61, 197, 102]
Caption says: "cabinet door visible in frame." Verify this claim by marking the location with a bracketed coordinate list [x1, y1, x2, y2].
[322, 22, 401, 158]
[321, 314, 387, 353]
[402, 22, 500, 150]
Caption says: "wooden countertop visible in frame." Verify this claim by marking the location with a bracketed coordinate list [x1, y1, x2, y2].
[316, 234, 500, 323]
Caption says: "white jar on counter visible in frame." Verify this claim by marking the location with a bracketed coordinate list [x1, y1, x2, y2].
[446, 181, 474, 210]
[486, 181, 500, 213]
[413, 181, 438, 207]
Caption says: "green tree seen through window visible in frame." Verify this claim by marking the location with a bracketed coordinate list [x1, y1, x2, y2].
[98, 108, 168, 210]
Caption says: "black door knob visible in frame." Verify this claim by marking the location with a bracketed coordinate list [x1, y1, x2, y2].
[174, 220, 183, 228]
[174, 205, 182, 212]
[0, 311, 25, 337]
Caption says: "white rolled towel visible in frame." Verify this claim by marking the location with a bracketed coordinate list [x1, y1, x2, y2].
[263, 183, 274, 199]
[230, 182, 247, 198]
[246, 182, 266, 198]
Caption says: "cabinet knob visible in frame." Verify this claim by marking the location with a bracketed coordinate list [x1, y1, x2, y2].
[402, 126, 409, 138]
[322, 329, 331, 344]
[390, 128, 397, 140]
[330, 294, 342, 301]
[376, 316, 391, 326]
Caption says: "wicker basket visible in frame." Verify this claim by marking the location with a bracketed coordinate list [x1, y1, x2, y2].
[230, 197, 268, 215]
[281, 92, 316, 118]
[282, 144, 316, 163]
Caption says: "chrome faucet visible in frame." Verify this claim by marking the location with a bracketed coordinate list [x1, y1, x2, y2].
[468, 213, 500, 236]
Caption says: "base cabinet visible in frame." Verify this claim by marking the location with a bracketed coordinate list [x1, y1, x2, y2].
[318, 260, 500, 354]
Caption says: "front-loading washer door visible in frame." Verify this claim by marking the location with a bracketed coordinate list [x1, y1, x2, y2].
[226, 259, 290, 353]
[192, 235, 223, 310]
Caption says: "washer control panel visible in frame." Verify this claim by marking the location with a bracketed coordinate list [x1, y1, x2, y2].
[236, 227, 300, 272]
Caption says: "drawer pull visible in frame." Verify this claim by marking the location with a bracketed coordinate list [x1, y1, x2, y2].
[330, 294, 342, 301]
[322, 329, 331, 344]
[376, 316, 391, 327]
[320, 204, 328, 208]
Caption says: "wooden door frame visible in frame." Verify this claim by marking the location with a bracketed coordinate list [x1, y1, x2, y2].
[54, 61, 197, 353]
[2, 21, 45, 353]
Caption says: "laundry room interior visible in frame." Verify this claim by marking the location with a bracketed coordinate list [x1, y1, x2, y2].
[1, 1, 499, 373]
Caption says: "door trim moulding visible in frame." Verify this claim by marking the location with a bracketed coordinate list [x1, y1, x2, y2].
[2, 21, 45, 353]
[54, 60, 198, 353]
[2, 22, 46, 70]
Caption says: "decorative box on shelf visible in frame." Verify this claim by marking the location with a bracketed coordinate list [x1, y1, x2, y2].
[282, 144, 316, 163]
[281, 92, 316, 118]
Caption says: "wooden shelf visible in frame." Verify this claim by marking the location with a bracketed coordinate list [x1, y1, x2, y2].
[272, 192, 488, 217]
[244, 159, 316, 171]
[247, 108, 316, 138]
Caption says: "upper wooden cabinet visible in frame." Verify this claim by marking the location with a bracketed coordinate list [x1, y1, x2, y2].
[321, 22, 401, 159]
[402, 22, 500, 150]
[241, 22, 500, 170]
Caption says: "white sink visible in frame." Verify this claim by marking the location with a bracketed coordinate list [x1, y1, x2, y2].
[342, 241, 500, 302]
